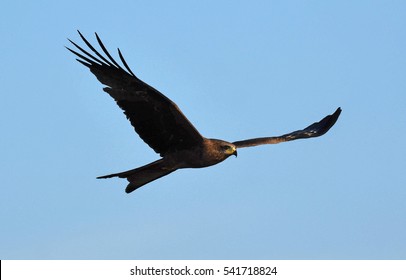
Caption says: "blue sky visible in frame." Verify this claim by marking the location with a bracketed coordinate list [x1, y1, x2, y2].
[1, 0, 405, 259]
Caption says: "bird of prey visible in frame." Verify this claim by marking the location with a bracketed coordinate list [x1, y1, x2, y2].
[67, 31, 341, 193]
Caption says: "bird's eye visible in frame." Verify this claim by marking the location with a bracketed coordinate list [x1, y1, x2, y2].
[222, 145, 234, 152]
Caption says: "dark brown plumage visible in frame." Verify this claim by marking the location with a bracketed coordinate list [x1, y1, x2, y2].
[67, 31, 341, 193]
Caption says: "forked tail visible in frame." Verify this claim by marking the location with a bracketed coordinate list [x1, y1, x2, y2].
[97, 159, 176, 193]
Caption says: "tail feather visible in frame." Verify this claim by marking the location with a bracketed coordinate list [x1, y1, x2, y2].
[97, 159, 176, 193]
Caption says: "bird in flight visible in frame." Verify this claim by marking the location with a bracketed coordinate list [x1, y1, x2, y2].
[67, 31, 341, 193]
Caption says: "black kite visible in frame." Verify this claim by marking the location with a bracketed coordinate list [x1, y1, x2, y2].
[67, 31, 341, 193]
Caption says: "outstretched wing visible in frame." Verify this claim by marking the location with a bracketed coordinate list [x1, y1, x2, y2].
[66, 31, 203, 156]
[233, 107, 341, 148]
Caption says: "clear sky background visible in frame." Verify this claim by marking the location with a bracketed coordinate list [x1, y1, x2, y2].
[1, 0, 405, 259]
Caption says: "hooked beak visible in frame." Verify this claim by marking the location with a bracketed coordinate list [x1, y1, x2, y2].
[232, 149, 238, 157]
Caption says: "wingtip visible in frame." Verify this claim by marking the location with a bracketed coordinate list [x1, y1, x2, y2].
[65, 45, 76, 56]
[332, 107, 342, 120]
[125, 185, 136, 194]
[65, 45, 76, 54]
[76, 59, 92, 67]
[318, 106, 342, 136]
[118, 47, 137, 77]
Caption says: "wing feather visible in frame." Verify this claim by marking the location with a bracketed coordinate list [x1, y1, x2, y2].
[233, 107, 341, 148]
[94, 32, 126, 71]
[77, 31, 114, 66]
[118, 48, 136, 77]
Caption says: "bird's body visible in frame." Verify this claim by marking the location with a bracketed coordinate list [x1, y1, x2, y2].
[67, 31, 341, 193]
[97, 138, 237, 193]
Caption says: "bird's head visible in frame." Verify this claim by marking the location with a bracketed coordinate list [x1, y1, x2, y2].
[220, 143, 238, 157]
[204, 139, 238, 165]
